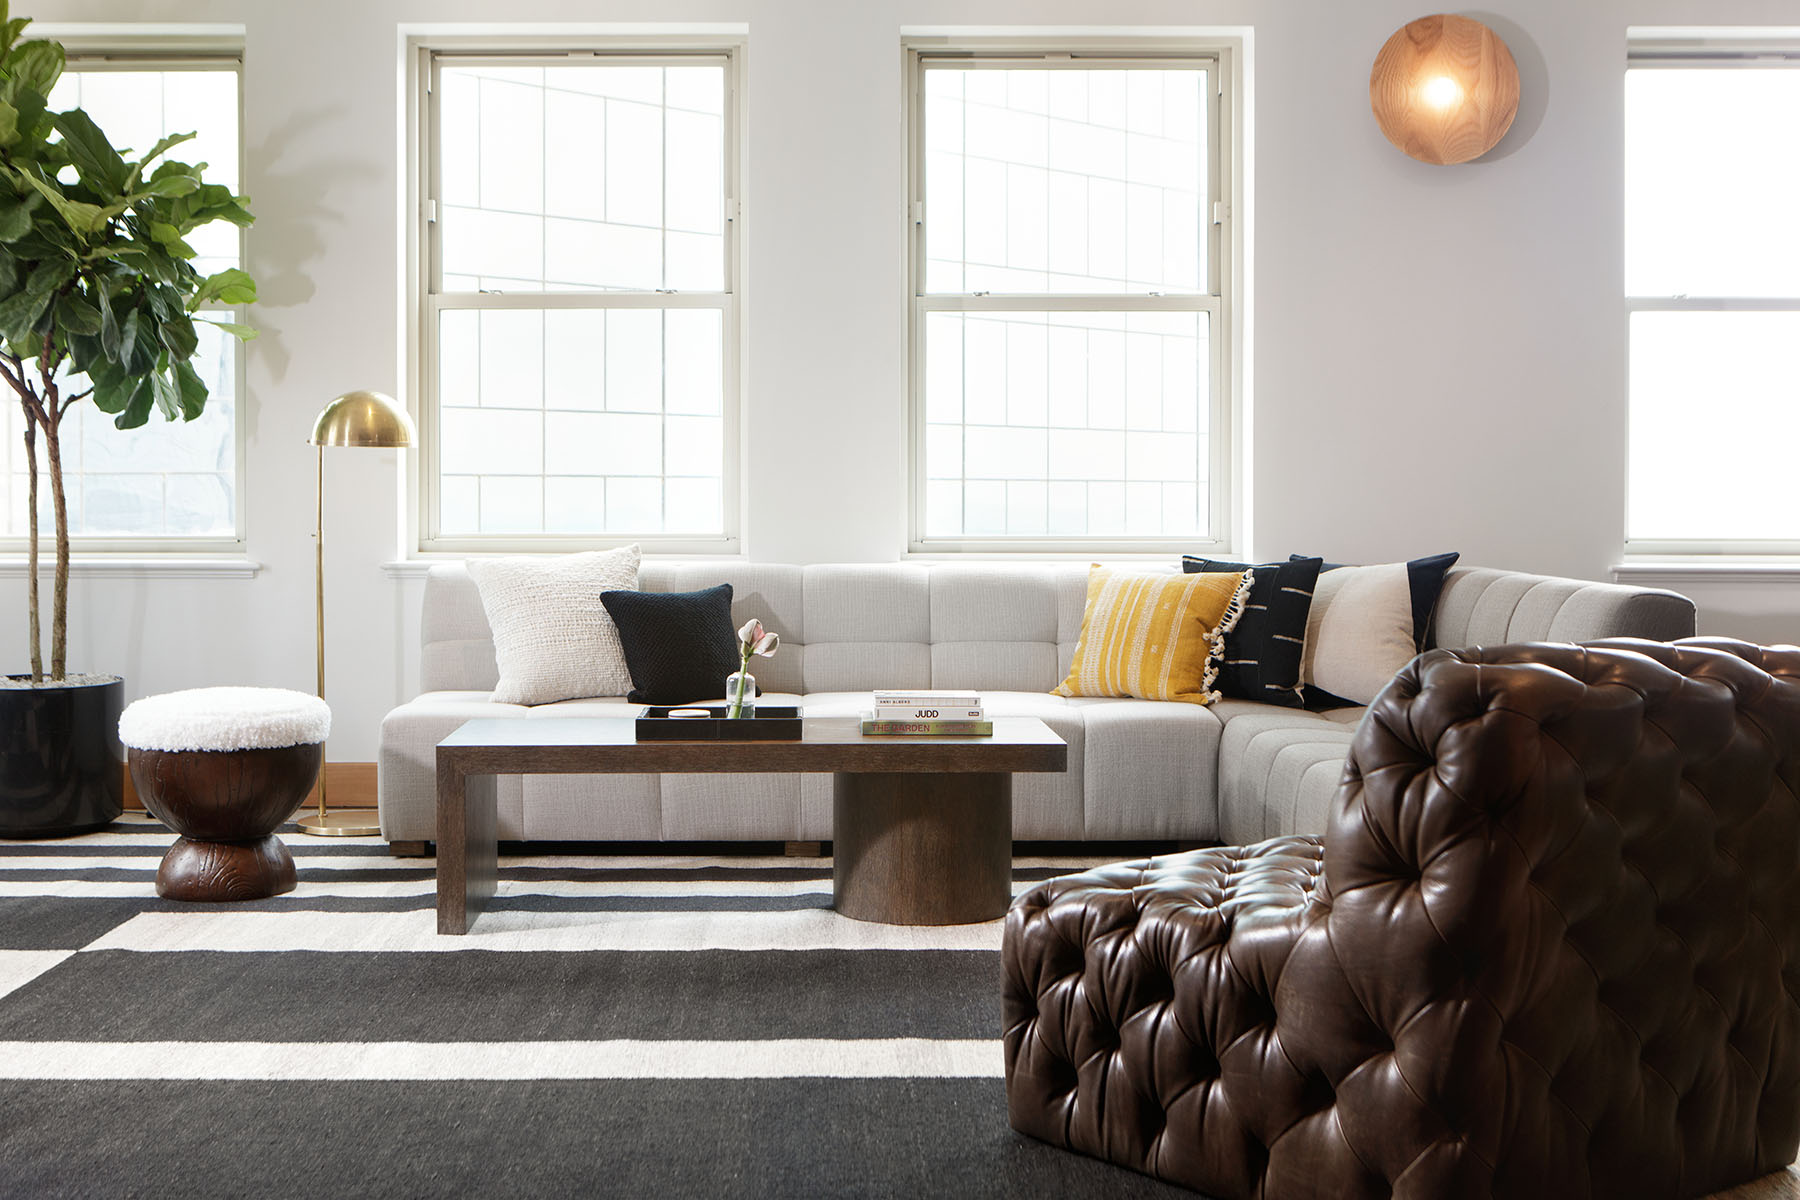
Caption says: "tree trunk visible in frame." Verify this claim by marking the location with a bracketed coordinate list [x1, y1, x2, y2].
[42, 416, 68, 682]
[21, 415, 41, 683]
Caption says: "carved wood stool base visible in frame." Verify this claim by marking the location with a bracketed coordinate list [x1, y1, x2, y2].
[156, 835, 297, 902]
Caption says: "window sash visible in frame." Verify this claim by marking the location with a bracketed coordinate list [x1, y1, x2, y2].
[1623, 48, 1800, 554]
[416, 46, 740, 554]
[0, 50, 246, 554]
[907, 45, 1235, 554]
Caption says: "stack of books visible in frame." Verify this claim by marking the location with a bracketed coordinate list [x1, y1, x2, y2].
[860, 691, 992, 736]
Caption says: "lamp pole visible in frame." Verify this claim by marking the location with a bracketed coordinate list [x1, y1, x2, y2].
[296, 391, 415, 838]
[314, 443, 328, 815]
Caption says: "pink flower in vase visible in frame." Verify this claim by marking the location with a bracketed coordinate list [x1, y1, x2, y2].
[729, 619, 780, 717]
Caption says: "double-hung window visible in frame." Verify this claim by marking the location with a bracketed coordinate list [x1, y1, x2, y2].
[1625, 40, 1800, 553]
[908, 43, 1239, 553]
[417, 47, 739, 552]
[2, 44, 243, 549]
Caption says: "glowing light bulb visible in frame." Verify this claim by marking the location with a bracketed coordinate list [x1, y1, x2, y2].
[1421, 75, 1464, 110]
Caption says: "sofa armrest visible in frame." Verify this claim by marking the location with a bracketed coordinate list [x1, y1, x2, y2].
[1284, 637, 1800, 1195]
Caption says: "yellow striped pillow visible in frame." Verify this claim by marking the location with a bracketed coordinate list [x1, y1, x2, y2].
[1054, 566, 1253, 705]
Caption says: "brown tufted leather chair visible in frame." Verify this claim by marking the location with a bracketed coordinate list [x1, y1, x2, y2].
[1004, 638, 1800, 1198]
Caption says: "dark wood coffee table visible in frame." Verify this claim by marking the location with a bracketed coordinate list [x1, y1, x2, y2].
[435, 716, 1067, 933]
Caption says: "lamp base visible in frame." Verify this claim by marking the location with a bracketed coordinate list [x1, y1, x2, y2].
[295, 810, 381, 838]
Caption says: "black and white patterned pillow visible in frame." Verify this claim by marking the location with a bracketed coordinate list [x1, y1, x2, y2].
[1182, 555, 1323, 707]
[1289, 551, 1460, 709]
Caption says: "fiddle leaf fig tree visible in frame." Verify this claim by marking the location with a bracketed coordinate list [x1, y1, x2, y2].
[0, 7, 257, 684]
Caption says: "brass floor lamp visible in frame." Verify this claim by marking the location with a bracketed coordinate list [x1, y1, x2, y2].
[297, 390, 416, 837]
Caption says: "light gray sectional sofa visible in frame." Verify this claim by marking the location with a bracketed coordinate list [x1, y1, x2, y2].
[378, 561, 1696, 848]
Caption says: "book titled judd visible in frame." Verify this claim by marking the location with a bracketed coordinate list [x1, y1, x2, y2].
[869, 690, 984, 722]
[860, 715, 994, 737]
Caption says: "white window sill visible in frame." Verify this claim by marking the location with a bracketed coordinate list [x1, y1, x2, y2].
[0, 557, 261, 579]
[382, 551, 749, 579]
[1612, 561, 1800, 584]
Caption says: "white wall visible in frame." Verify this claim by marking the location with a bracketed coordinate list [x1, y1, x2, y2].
[9, 0, 1800, 761]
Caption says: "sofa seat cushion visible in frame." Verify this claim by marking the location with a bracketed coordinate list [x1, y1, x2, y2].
[1064, 698, 1225, 841]
[377, 691, 532, 842]
[1216, 705, 1365, 844]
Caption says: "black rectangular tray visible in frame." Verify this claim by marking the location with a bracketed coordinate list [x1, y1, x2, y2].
[635, 705, 803, 741]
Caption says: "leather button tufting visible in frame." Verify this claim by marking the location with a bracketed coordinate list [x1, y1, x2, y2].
[1004, 638, 1800, 1198]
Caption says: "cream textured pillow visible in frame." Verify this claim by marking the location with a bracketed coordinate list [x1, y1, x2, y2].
[1298, 562, 1418, 705]
[467, 546, 641, 705]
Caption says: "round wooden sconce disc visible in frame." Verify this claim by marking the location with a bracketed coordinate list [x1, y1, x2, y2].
[1370, 14, 1520, 164]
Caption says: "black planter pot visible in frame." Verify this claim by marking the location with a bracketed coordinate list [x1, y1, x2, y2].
[0, 675, 124, 838]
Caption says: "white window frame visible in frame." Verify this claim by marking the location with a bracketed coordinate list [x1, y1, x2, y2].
[0, 31, 248, 555]
[904, 37, 1243, 556]
[1624, 35, 1800, 559]
[407, 37, 744, 556]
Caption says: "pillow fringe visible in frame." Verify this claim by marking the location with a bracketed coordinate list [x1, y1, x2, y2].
[1201, 567, 1256, 704]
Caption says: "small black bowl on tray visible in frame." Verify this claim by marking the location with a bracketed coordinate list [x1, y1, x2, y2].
[635, 705, 804, 741]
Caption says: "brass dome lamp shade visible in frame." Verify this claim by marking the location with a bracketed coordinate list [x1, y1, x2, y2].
[299, 391, 416, 837]
[1370, 14, 1520, 165]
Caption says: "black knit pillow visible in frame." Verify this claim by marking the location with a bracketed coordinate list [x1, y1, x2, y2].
[599, 585, 757, 707]
[1182, 555, 1323, 707]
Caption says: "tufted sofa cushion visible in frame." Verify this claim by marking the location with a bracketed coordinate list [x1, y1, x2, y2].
[1004, 637, 1800, 1198]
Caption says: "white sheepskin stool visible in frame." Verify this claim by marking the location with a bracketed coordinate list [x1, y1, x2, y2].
[119, 687, 330, 901]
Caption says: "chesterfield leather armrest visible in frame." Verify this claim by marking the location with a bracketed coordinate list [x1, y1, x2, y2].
[1004, 637, 1800, 1199]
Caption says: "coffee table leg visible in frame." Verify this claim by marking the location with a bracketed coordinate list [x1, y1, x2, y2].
[832, 771, 1012, 925]
[437, 767, 497, 935]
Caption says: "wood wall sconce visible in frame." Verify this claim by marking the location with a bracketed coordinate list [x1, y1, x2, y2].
[1370, 13, 1520, 164]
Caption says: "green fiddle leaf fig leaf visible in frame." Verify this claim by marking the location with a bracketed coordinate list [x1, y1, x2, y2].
[0, 18, 30, 58]
[17, 170, 103, 235]
[0, 189, 33, 240]
[135, 172, 198, 200]
[131, 310, 162, 374]
[118, 305, 146, 371]
[148, 221, 195, 258]
[191, 267, 256, 308]
[25, 255, 72, 293]
[6, 39, 63, 100]
[0, 249, 17, 294]
[65, 329, 99, 370]
[111, 374, 152, 429]
[0, 97, 17, 147]
[8, 84, 47, 147]
[145, 285, 179, 322]
[0, 278, 50, 343]
[123, 130, 196, 190]
[89, 371, 128, 414]
[197, 317, 257, 341]
[149, 361, 180, 421]
[159, 313, 197, 360]
[51, 109, 128, 195]
[98, 285, 119, 359]
[54, 292, 100, 335]
[173, 357, 208, 419]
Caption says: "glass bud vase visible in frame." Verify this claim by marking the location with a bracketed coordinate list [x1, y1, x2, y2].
[725, 670, 756, 719]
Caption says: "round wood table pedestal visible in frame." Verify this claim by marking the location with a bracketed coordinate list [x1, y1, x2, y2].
[128, 743, 320, 903]
[832, 771, 1012, 925]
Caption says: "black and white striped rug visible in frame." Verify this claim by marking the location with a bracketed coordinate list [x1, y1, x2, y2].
[0, 816, 1187, 1198]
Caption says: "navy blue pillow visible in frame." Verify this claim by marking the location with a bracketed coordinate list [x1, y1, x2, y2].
[600, 584, 759, 707]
